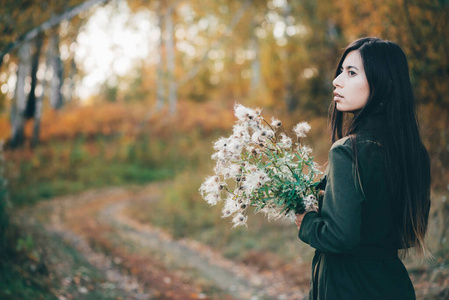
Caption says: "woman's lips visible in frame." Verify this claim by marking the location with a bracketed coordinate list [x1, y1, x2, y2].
[333, 92, 343, 101]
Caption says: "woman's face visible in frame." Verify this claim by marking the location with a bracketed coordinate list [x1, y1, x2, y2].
[333, 50, 370, 113]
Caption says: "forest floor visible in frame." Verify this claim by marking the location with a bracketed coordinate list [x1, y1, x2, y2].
[11, 181, 449, 300]
[13, 182, 310, 300]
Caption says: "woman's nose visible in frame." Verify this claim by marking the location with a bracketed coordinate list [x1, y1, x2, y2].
[333, 73, 343, 88]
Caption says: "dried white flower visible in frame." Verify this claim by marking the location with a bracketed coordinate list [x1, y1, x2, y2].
[300, 145, 313, 159]
[220, 163, 242, 179]
[222, 195, 240, 217]
[246, 170, 269, 192]
[199, 175, 224, 202]
[293, 122, 311, 138]
[205, 193, 221, 206]
[232, 213, 248, 228]
[279, 133, 292, 148]
[227, 138, 243, 157]
[234, 104, 260, 123]
[304, 194, 317, 211]
[302, 145, 313, 155]
[200, 103, 321, 228]
[271, 117, 282, 127]
[262, 129, 274, 139]
[251, 130, 264, 145]
[232, 124, 251, 143]
[213, 137, 229, 151]
[258, 205, 283, 221]
[211, 151, 225, 161]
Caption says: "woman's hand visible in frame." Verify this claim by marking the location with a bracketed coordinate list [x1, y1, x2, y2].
[295, 213, 305, 230]
[295, 206, 318, 230]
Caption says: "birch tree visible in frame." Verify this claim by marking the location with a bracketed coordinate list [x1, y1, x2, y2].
[1, 0, 110, 147]
[249, 22, 262, 93]
[47, 27, 64, 109]
[155, 3, 165, 111]
[9, 40, 31, 148]
[165, 6, 177, 115]
[24, 32, 44, 120]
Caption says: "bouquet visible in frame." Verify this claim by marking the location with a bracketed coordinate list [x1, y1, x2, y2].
[199, 104, 322, 228]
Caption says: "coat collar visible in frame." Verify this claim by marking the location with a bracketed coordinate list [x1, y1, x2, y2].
[355, 114, 387, 133]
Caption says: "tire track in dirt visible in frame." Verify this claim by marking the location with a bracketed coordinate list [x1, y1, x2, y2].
[47, 227, 151, 299]
[99, 201, 261, 299]
[97, 185, 307, 300]
[19, 183, 307, 300]
[16, 187, 154, 300]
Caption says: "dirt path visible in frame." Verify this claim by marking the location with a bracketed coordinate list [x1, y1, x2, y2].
[17, 183, 307, 300]
[14, 182, 448, 299]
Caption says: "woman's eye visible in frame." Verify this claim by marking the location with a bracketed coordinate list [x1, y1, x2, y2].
[348, 71, 356, 76]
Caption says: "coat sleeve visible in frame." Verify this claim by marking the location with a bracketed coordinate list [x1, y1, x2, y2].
[298, 141, 365, 253]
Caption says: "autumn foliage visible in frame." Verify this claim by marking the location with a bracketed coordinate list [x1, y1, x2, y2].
[0, 100, 235, 143]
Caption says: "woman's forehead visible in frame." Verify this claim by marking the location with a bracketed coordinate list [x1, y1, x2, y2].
[342, 50, 364, 69]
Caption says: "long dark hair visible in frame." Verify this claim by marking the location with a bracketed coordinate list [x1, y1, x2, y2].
[330, 37, 431, 256]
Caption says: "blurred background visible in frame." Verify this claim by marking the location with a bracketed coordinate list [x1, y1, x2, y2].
[0, 0, 448, 299]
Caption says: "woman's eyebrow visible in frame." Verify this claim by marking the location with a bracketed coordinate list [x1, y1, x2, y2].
[342, 65, 359, 71]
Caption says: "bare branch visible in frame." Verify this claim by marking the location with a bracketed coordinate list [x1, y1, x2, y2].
[0, 0, 110, 67]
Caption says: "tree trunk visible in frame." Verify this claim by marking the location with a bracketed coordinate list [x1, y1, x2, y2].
[155, 7, 165, 111]
[63, 56, 77, 103]
[24, 32, 44, 120]
[32, 57, 48, 147]
[250, 22, 261, 93]
[284, 81, 298, 112]
[281, 3, 298, 112]
[10, 40, 32, 148]
[0, 142, 8, 254]
[31, 90, 44, 148]
[48, 28, 64, 109]
[165, 6, 177, 115]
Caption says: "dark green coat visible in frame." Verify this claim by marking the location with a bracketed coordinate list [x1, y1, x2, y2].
[299, 118, 416, 300]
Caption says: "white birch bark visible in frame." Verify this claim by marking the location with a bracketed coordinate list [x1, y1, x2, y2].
[165, 7, 177, 115]
[250, 23, 261, 93]
[281, 3, 296, 112]
[10, 40, 32, 148]
[24, 33, 44, 120]
[48, 28, 64, 109]
[155, 8, 165, 111]
[32, 61, 47, 147]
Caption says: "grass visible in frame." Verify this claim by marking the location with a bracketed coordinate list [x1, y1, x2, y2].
[127, 169, 316, 265]
[11, 164, 173, 206]
[6, 136, 178, 206]
[0, 260, 56, 300]
[0, 221, 132, 300]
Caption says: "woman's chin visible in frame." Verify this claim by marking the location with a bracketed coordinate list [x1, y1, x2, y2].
[336, 104, 360, 114]
[335, 103, 346, 112]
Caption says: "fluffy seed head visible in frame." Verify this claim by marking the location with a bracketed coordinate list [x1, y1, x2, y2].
[293, 122, 311, 138]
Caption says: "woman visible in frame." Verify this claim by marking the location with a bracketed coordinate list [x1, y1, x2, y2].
[295, 37, 431, 300]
